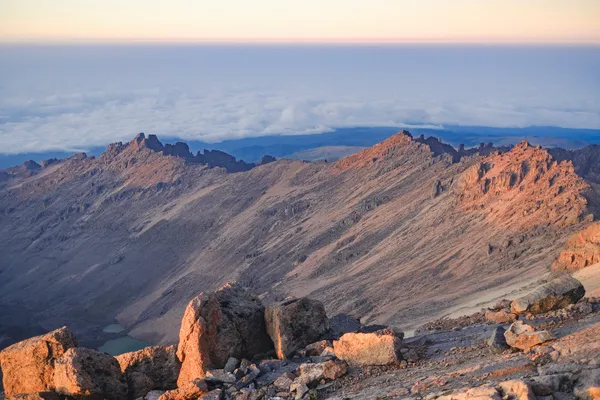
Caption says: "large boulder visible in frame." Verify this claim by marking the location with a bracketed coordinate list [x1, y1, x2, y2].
[53, 347, 128, 399]
[504, 321, 554, 352]
[0, 327, 77, 396]
[116, 345, 181, 398]
[265, 297, 329, 359]
[511, 275, 586, 314]
[176, 284, 273, 386]
[333, 328, 402, 366]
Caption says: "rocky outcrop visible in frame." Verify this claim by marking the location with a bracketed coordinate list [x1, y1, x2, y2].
[116, 345, 180, 398]
[504, 321, 554, 352]
[333, 328, 403, 366]
[511, 275, 586, 314]
[265, 298, 329, 360]
[456, 140, 590, 229]
[0, 327, 77, 396]
[53, 347, 127, 399]
[176, 284, 273, 385]
[549, 144, 600, 184]
[553, 222, 600, 271]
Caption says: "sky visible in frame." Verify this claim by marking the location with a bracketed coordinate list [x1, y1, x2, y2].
[1, 45, 599, 154]
[1, 0, 600, 43]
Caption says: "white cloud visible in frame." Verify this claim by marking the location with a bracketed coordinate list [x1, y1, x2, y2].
[0, 45, 599, 154]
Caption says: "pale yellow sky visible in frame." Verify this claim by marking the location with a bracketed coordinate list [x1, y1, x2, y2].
[1, 0, 600, 43]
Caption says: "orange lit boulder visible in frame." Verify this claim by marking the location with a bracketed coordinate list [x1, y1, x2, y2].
[176, 284, 273, 386]
[116, 345, 180, 398]
[333, 328, 403, 366]
[0, 327, 77, 396]
[53, 348, 128, 399]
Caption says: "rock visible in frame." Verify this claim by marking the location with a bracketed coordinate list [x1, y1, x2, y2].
[511, 275, 586, 314]
[504, 321, 554, 352]
[488, 326, 510, 354]
[273, 372, 296, 391]
[333, 328, 402, 366]
[328, 314, 362, 339]
[116, 345, 180, 398]
[224, 357, 239, 373]
[4, 393, 60, 400]
[265, 297, 329, 360]
[205, 369, 236, 384]
[574, 368, 600, 400]
[158, 379, 209, 400]
[498, 380, 535, 400]
[0, 326, 77, 396]
[304, 341, 331, 357]
[53, 347, 127, 399]
[484, 309, 517, 324]
[289, 381, 309, 400]
[176, 283, 273, 385]
[199, 389, 223, 400]
[145, 390, 166, 400]
[437, 384, 501, 400]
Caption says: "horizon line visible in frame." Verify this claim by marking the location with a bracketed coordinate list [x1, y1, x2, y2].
[2, 37, 600, 46]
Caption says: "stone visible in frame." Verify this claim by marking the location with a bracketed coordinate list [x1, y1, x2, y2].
[328, 314, 362, 339]
[498, 380, 535, 400]
[437, 384, 501, 400]
[487, 326, 510, 354]
[484, 309, 517, 324]
[232, 365, 261, 390]
[304, 341, 331, 357]
[0, 327, 77, 396]
[273, 372, 296, 391]
[294, 360, 347, 387]
[53, 347, 128, 399]
[205, 369, 236, 384]
[333, 328, 402, 366]
[116, 345, 180, 398]
[145, 391, 166, 400]
[199, 389, 223, 400]
[511, 275, 586, 314]
[224, 357, 239, 373]
[176, 283, 273, 385]
[157, 379, 209, 400]
[265, 297, 329, 360]
[574, 368, 600, 400]
[504, 321, 554, 351]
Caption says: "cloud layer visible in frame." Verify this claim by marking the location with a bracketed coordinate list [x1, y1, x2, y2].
[1, 45, 599, 154]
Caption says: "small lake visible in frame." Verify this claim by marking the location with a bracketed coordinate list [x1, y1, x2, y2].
[98, 324, 150, 356]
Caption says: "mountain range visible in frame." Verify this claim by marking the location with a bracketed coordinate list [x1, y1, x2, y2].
[1, 130, 599, 351]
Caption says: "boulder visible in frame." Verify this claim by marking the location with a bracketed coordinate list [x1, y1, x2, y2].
[176, 284, 273, 385]
[485, 309, 517, 324]
[511, 275, 586, 314]
[53, 347, 127, 399]
[157, 379, 208, 400]
[333, 328, 402, 366]
[265, 297, 329, 359]
[0, 327, 77, 396]
[304, 340, 332, 357]
[498, 380, 535, 400]
[504, 321, 554, 352]
[116, 345, 180, 398]
[487, 326, 510, 354]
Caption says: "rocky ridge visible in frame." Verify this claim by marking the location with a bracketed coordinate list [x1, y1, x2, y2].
[0, 131, 599, 351]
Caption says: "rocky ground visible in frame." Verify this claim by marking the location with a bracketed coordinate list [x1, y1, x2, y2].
[1, 275, 600, 400]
